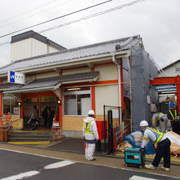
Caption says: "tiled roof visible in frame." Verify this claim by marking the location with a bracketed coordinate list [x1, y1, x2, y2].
[4, 71, 99, 92]
[0, 83, 20, 90]
[0, 35, 141, 75]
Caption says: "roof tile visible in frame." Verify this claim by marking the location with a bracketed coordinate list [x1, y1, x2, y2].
[0, 36, 140, 74]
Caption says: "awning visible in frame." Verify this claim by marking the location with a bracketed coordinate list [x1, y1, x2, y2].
[3, 71, 99, 94]
[153, 85, 177, 94]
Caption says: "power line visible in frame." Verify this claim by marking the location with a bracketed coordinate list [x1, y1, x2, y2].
[0, 0, 145, 47]
[0, 0, 61, 25]
[40, 0, 145, 33]
[0, 0, 75, 29]
[0, 0, 112, 39]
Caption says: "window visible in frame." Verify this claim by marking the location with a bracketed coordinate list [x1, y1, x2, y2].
[64, 87, 91, 116]
[3, 94, 19, 115]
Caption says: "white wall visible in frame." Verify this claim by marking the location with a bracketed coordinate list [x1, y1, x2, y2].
[11, 39, 32, 61]
[94, 63, 118, 115]
[159, 61, 180, 77]
[48, 46, 60, 54]
[11, 38, 60, 61]
[95, 85, 119, 115]
[31, 39, 47, 57]
[95, 64, 117, 81]
[36, 72, 59, 79]
[62, 67, 91, 75]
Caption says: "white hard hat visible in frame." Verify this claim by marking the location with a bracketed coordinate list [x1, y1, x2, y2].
[140, 120, 149, 127]
[88, 110, 95, 116]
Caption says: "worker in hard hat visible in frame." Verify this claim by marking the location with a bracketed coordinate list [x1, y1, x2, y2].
[167, 102, 180, 134]
[140, 120, 171, 171]
[83, 110, 99, 161]
[151, 112, 168, 133]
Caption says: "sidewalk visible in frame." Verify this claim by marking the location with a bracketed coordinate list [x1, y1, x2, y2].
[7, 138, 180, 166]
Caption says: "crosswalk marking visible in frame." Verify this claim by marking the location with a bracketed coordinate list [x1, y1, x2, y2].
[129, 175, 159, 180]
[44, 160, 76, 170]
[0, 171, 40, 180]
[0, 160, 75, 180]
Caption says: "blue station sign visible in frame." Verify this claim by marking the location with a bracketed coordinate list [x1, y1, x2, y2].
[8, 71, 25, 84]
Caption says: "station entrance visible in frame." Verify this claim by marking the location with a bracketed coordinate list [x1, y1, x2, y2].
[23, 93, 58, 130]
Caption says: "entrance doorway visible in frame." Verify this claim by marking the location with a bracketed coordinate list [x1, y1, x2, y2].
[23, 95, 57, 129]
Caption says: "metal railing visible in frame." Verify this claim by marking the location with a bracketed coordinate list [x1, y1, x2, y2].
[52, 127, 62, 141]
[0, 114, 13, 142]
[0, 114, 12, 129]
[51, 113, 63, 141]
[0, 113, 12, 120]
[114, 121, 131, 151]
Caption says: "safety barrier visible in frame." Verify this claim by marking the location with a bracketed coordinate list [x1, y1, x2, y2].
[0, 113, 12, 121]
[52, 114, 62, 141]
[52, 127, 62, 141]
[0, 114, 13, 142]
[114, 120, 131, 152]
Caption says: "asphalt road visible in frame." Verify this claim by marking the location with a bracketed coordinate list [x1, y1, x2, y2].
[0, 149, 179, 180]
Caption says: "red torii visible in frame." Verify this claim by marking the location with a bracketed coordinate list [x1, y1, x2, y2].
[150, 76, 180, 112]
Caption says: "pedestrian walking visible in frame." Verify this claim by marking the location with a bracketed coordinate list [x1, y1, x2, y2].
[83, 110, 99, 161]
[31, 105, 38, 130]
[140, 120, 171, 171]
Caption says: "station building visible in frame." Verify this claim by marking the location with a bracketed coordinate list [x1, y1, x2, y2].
[0, 31, 158, 138]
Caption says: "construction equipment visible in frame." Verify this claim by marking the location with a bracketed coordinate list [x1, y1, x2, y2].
[124, 147, 145, 168]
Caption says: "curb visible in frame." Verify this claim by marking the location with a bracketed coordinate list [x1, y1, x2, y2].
[8, 141, 50, 145]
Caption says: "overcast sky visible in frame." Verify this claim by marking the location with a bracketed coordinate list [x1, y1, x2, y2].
[0, 0, 179, 69]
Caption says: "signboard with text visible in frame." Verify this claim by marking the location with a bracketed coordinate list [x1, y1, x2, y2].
[8, 71, 25, 84]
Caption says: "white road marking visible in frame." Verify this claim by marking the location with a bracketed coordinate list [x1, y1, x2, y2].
[0, 171, 40, 180]
[0, 161, 76, 180]
[44, 160, 75, 169]
[0, 148, 76, 180]
[0, 147, 75, 161]
[129, 175, 159, 180]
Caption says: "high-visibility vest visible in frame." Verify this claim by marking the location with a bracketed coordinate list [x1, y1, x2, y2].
[84, 120, 93, 134]
[158, 112, 164, 120]
[169, 110, 177, 121]
[146, 127, 164, 144]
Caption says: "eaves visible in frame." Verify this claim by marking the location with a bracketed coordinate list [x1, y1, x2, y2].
[0, 49, 130, 77]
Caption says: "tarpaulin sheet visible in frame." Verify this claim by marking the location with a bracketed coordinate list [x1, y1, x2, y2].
[122, 57, 130, 98]
[131, 46, 158, 131]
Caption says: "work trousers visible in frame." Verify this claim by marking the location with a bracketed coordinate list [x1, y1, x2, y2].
[85, 143, 96, 160]
[172, 121, 180, 135]
[152, 138, 171, 168]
